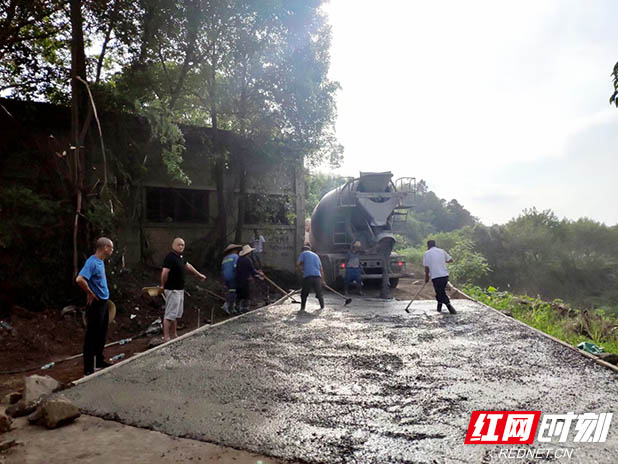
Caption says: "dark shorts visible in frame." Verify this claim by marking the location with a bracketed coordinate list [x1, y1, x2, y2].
[345, 268, 362, 284]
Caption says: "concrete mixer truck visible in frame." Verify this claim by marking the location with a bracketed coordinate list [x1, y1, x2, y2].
[308, 172, 415, 298]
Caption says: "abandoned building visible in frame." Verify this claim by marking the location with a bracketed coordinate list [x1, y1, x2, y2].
[0, 98, 305, 273]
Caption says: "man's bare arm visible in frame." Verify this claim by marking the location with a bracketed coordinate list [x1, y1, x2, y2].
[76, 275, 98, 305]
[424, 266, 430, 283]
[160, 268, 170, 288]
[186, 262, 206, 280]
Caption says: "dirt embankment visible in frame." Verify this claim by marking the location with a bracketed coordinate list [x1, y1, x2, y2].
[0, 264, 287, 398]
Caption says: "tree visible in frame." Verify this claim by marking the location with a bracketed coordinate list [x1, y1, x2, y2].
[611, 61, 618, 108]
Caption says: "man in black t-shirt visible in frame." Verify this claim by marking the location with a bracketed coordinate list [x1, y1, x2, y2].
[160, 237, 206, 341]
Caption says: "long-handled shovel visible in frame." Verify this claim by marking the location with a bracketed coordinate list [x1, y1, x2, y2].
[404, 281, 427, 313]
[262, 274, 301, 304]
[323, 283, 353, 306]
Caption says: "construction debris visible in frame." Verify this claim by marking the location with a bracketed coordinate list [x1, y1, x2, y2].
[23, 375, 60, 404]
[1, 392, 21, 406]
[0, 415, 12, 434]
[5, 400, 37, 418]
[27, 396, 80, 429]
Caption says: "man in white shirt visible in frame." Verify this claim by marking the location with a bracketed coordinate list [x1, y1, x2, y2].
[251, 229, 266, 270]
[423, 240, 456, 314]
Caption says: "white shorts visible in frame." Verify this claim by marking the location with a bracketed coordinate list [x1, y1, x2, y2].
[163, 289, 184, 320]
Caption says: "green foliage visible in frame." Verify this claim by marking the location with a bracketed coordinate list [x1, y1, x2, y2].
[0, 185, 65, 248]
[448, 238, 491, 285]
[611, 61, 618, 108]
[464, 286, 618, 355]
[304, 171, 347, 216]
[396, 247, 425, 273]
[0, 185, 73, 306]
[470, 209, 618, 310]
[136, 100, 190, 185]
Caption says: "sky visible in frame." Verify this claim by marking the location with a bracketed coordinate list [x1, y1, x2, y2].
[322, 0, 618, 226]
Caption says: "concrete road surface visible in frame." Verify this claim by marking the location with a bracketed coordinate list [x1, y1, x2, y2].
[63, 295, 618, 463]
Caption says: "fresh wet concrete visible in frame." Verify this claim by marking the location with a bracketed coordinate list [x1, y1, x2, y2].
[63, 296, 618, 463]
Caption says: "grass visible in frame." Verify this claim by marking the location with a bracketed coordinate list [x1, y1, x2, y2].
[463, 286, 618, 355]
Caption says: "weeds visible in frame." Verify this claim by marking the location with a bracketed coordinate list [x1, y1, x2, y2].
[463, 286, 618, 355]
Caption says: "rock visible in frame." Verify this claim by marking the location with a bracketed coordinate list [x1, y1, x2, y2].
[148, 338, 164, 348]
[61, 305, 78, 317]
[10, 305, 34, 320]
[0, 440, 20, 452]
[5, 400, 37, 418]
[1, 392, 22, 405]
[0, 415, 12, 433]
[24, 375, 60, 404]
[28, 397, 80, 429]
[598, 353, 618, 365]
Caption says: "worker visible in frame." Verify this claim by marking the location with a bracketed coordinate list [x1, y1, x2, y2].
[251, 229, 266, 270]
[423, 240, 456, 314]
[75, 237, 114, 376]
[236, 244, 265, 312]
[160, 238, 206, 341]
[344, 241, 363, 296]
[297, 245, 325, 312]
[221, 243, 242, 315]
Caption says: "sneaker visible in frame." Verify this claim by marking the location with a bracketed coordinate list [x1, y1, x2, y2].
[84, 369, 94, 376]
[447, 304, 457, 314]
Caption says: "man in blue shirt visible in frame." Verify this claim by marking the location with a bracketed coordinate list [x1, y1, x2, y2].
[297, 245, 325, 311]
[76, 237, 114, 376]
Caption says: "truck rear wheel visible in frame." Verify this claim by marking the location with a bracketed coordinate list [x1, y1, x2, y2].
[389, 278, 399, 289]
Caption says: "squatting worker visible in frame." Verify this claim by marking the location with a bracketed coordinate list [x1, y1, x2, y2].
[297, 245, 325, 311]
[75, 237, 114, 376]
[423, 240, 456, 314]
[160, 237, 206, 341]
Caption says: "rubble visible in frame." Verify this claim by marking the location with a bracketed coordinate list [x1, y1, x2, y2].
[0, 414, 12, 434]
[28, 396, 80, 429]
[0, 439, 20, 452]
[1, 392, 22, 405]
[24, 375, 60, 404]
[598, 352, 618, 365]
[5, 400, 37, 418]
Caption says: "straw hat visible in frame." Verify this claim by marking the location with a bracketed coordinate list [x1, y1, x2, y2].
[239, 244, 255, 257]
[223, 243, 242, 253]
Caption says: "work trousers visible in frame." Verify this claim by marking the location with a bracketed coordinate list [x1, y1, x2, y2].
[431, 276, 451, 308]
[300, 276, 324, 310]
[83, 298, 109, 374]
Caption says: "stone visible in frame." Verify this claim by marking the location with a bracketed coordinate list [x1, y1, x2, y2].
[148, 338, 164, 348]
[61, 305, 78, 317]
[1, 392, 21, 405]
[10, 305, 34, 319]
[598, 353, 618, 365]
[23, 375, 60, 404]
[0, 414, 12, 433]
[0, 440, 20, 452]
[5, 400, 37, 418]
[28, 397, 80, 429]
